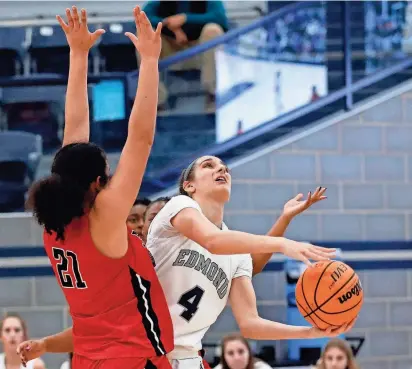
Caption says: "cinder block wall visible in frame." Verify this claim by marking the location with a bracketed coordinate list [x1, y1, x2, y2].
[1, 91, 412, 369]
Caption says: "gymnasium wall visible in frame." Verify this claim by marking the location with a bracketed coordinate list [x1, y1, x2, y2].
[1, 86, 412, 369]
[216, 86, 412, 369]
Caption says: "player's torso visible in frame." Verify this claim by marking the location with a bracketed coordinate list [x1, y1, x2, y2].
[43, 216, 173, 358]
[148, 233, 241, 349]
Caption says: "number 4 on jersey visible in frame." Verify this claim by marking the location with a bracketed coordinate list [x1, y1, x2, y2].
[52, 247, 87, 289]
[178, 286, 204, 321]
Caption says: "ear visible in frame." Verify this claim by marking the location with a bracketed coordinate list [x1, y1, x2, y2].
[183, 180, 195, 195]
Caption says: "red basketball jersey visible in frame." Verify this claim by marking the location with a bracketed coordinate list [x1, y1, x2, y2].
[43, 215, 174, 360]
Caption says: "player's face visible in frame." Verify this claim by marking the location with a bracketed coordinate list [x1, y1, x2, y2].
[127, 204, 147, 236]
[323, 347, 348, 369]
[1, 317, 25, 349]
[190, 156, 231, 202]
[142, 201, 167, 243]
[223, 340, 250, 369]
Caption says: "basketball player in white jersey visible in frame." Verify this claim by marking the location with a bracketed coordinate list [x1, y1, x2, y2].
[17, 157, 353, 367]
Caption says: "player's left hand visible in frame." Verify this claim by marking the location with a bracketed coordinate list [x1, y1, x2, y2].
[282, 187, 327, 219]
[17, 339, 46, 367]
[56, 6, 105, 53]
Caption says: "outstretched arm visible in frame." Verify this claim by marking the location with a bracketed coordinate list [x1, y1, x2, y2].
[251, 187, 327, 275]
[171, 206, 334, 265]
[91, 7, 163, 258]
[229, 276, 352, 340]
[57, 6, 105, 146]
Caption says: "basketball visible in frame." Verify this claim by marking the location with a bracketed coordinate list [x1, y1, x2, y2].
[295, 260, 363, 330]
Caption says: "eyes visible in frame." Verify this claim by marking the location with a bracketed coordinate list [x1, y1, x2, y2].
[3, 327, 22, 334]
[226, 349, 246, 356]
[202, 162, 230, 173]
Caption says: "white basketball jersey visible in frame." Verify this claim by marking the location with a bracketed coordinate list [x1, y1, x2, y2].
[146, 196, 252, 353]
[0, 353, 34, 369]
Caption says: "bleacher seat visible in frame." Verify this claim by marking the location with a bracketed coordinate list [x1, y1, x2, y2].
[98, 22, 138, 72]
[29, 25, 70, 75]
[0, 27, 27, 77]
[0, 131, 42, 180]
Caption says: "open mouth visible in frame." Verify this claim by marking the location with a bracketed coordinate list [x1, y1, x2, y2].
[215, 175, 227, 183]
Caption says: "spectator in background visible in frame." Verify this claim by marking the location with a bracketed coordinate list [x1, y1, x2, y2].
[314, 338, 360, 369]
[141, 196, 171, 243]
[142, 1, 229, 110]
[214, 333, 272, 369]
[126, 197, 151, 237]
[310, 85, 320, 102]
[0, 313, 46, 369]
[59, 353, 73, 369]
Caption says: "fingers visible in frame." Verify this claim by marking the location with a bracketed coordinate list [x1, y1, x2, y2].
[56, 15, 69, 33]
[155, 22, 163, 37]
[81, 8, 87, 27]
[133, 6, 142, 35]
[71, 6, 80, 30]
[91, 28, 106, 42]
[125, 32, 139, 48]
[314, 245, 336, 253]
[65, 8, 74, 28]
[294, 193, 304, 201]
[139, 10, 152, 36]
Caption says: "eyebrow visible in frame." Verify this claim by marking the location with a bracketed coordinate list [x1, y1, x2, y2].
[200, 158, 227, 166]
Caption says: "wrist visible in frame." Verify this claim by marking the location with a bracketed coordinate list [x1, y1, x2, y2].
[70, 50, 89, 58]
[140, 57, 159, 64]
[279, 212, 294, 223]
[41, 337, 49, 352]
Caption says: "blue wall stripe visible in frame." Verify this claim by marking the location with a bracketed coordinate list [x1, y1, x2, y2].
[0, 241, 409, 258]
[0, 259, 411, 278]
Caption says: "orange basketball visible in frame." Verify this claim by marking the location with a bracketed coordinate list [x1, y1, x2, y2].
[295, 260, 364, 330]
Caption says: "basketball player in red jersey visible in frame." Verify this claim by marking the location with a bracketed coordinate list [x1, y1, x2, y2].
[23, 6, 173, 369]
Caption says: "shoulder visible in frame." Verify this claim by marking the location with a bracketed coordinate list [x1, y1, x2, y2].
[254, 360, 272, 369]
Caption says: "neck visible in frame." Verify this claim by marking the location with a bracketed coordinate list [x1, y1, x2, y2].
[194, 196, 224, 228]
[4, 350, 21, 367]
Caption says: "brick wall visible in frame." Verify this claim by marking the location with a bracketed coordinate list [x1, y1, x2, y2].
[2, 89, 412, 369]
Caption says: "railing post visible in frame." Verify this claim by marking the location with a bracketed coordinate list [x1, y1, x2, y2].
[343, 1, 353, 110]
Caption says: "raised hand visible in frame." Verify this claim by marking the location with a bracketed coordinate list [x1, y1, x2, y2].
[283, 187, 327, 219]
[56, 6, 105, 52]
[281, 239, 336, 267]
[17, 339, 46, 367]
[125, 6, 162, 60]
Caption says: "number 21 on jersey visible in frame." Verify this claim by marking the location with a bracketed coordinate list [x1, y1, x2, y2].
[52, 247, 87, 289]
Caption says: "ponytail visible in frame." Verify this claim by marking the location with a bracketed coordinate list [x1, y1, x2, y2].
[27, 174, 88, 241]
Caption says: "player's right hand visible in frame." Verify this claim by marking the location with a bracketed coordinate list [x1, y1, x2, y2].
[307, 317, 357, 339]
[125, 6, 162, 60]
[56, 6, 105, 52]
[280, 239, 336, 267]
[17, 339, 46, 367]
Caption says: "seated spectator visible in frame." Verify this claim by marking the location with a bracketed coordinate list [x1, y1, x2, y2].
[141, 1, 229, 110]
[1, 313, 46, 369]
[314, 338, 360, 369]
[214, 333, 272, 369]
[126, 198, 151, 237]
[59, 353, 73, 369]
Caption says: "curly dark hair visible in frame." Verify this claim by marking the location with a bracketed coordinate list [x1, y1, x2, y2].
[27, 142, 109, 241]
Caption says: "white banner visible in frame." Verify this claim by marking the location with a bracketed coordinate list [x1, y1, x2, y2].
[215, 49, 328, 143]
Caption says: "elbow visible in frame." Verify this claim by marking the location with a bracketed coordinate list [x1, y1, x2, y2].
[239, 321, 255, 339]
[203, 232, 223, 254]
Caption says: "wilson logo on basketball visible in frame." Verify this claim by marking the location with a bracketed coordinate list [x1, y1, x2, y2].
[331, 263, 348, 282]
[338, 280, 363, 304]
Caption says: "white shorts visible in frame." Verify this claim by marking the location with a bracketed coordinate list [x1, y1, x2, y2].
[169, 356, 205, 369]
